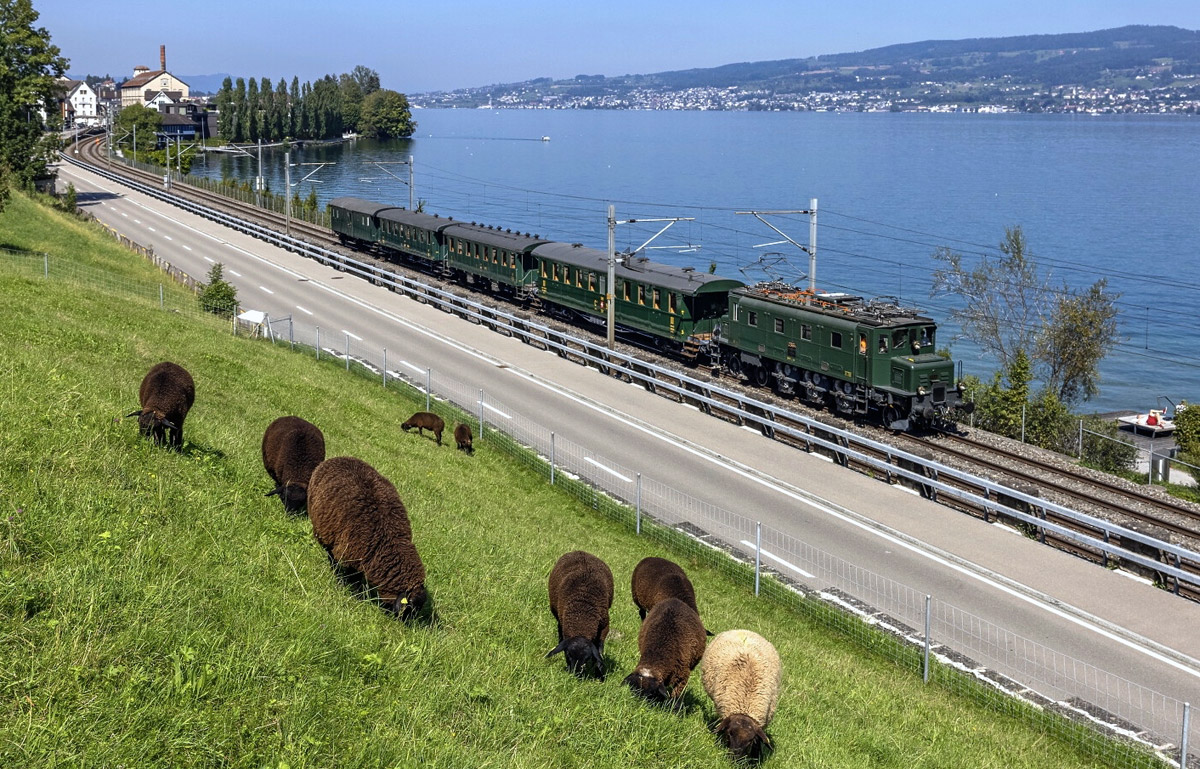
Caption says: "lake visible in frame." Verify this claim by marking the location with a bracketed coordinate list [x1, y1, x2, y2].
[189, 109, 1200, 415]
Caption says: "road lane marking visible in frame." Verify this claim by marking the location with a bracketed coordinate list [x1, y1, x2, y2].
[147, 226, 156, 232]
[229, 269, 241, 277]
[478, 401, 511, 419]
[163, 235, 172, 241]
[400, 360, 426, 374]
[259, 286, 274, 294]
[584, 457, 632, 483]
[296, 305, 313, 315]
[182, 245, 192, 251]
[203, 256, 214, 263]
[740, 540, 817, 578]
[341, 329, 362, 341]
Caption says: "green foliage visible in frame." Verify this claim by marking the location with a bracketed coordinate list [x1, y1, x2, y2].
[113, 104, 162, 151]
[61, 181, 76, 212]
[0, 0, 68, 207]
[1174, 401, 1200, 455]
[932, 226, 1120, 407]
[198, 261, 238, 317]
[1080, 416, 1138, 475]
[358, 88, 416, 139]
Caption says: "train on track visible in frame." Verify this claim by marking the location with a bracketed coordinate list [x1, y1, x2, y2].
[328, 197, 970, 430]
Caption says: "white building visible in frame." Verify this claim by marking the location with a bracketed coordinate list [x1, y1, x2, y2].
[64, 79, 100, 126]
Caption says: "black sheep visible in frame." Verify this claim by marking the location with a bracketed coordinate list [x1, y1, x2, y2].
[126, 361, 195, 450]
[262, 416, 326, 514]
[454, 422, 474, 454]
[308, 456, 427, 620]
[401, 412, 444, 445]
[631, 556, 700, 620]
[623, 597, 707, 704]
[546, 550, 614, 679]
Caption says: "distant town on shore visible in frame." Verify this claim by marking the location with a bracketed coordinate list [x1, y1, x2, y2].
[409, 25, 1200, 115]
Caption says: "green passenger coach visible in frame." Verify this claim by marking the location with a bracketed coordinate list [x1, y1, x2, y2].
[328, 197, 395, 245]
[441, 223, 548, 300]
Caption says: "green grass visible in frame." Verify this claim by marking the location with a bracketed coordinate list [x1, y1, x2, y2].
[0, 192, 1154, 767]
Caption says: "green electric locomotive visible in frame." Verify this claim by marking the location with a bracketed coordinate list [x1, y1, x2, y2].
[718, 282, 967, 430]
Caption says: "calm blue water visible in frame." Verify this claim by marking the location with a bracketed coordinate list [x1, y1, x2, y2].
[190, 110, 1200, 414]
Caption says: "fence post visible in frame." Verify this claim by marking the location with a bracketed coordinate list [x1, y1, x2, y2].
[1149, 438, 1155, 486]
[550, 432, 556, 485]
[754, 522, 762, 597]
[426, 368, 431, 411]
[43, 253, 48, 278]
[382, 348, 387, 387]
[1078, 419, 1084, 459]
[478, 389, 485, 439]
[1181, 701, 1191, 769]
[923, 594, 932, 683]
[232, 304, 239, 336]
[289, 317, 294, 351]
[345, 332, 350, 372]
[159, 283, 163, 309]
[1020, 404, 1026, 443]
[316, 327, 320, 360]
[636, 473, 642, 534]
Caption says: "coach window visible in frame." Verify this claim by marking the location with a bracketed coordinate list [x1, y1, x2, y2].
[748, 311, 758, 327]
[831, 331, 843, 349]
[623, 281, 631, 302]
[541, 262, 548, 278]
[553, 263, 560, 281]
[588, 273, 597, 292]
[638, 285, 646, 305]
[774, 318, 785, 334]
[652, 288, 661, 309]
[668, 292, 677, 314]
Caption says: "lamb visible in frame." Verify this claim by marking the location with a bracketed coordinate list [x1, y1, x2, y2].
[401, 412, 444, 445]
[623, 597, 707, 704]
[701, 629, 782, 761]
[545, 550, 614, 679]
[453, 422, 474, 454]
[631, 556, 700, 620]
[126, 361, 195, 450]
[307, 456, 427, 620]
[262, 416, 326, 514]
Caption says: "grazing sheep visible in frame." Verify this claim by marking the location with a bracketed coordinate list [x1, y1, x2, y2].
[453, 422, 474, 454]
[623, 597, 707, 704]
[401, 412, 444, 445]
[126, 361, 195, 450]
[307, 456, 427, 620]
[701, 629, 782, 761]
[631, 556, 700, 620]
[262, 416, 326, 514]
[545, 550, 614, 679]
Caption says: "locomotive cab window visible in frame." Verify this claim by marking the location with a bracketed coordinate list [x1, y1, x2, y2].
[747, 311, 758, 328]
[774, 318, 785, 334]
[831, 331, 843, 349]
[800, 324, 812, 341]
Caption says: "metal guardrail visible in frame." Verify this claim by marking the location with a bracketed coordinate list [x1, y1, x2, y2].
[62, 152, 1200, 593]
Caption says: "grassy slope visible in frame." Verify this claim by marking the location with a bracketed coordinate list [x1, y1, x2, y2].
[0, 193, 1115, 768]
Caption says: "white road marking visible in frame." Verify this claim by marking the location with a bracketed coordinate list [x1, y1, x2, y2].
[478, 401, 511, 419]
[740, 540, 817, 578]
[203, 256, 214, 263]
[120, 211, 128, 217]
[259, 286, 274, 294]
[182, 245, 192, 251]
[163, 235, 172, 241]
[59, 163, 1200, 682]
[229, 269, 241, 277]
[584, 457, 632, 483]
[296, 305, 313, 315]
[341, 329, 362, 341]
[133, 218, 141, 224]
[147, 226, 156, 232]
[400, 360, 426, 374]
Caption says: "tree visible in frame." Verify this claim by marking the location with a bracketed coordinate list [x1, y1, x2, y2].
[350, 65, 380, 96]
[216, 76, 234, 141]
[931, 225, 1120, 407]
[273, 78, 287, 140]
[0, 0, 67, 209]
[199, 262, 238, 317]
[338, 73, 363, 133]
[113, 104, 162, 157]
[231, 77, 246, 142]
[358, 89, 416, 139]
[246, 78, 259, 141]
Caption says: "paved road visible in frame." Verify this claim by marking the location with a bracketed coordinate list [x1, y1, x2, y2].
[57, 160, 1200, 742]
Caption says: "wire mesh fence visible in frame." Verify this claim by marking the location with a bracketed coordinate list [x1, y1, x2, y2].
[5, 244, 1194, 768]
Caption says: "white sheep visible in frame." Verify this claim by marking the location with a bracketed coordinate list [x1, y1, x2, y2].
[701, 629, 781, 761]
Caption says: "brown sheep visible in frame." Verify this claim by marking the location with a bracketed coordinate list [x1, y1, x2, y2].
[545, 550, 614, 679]
[262, 416, 326, 514]
[631, 556, 700, 620]
[401, 412, 444, 445]
[454, 422, 474, 454]
[623, 597, 707, 704]
[126, 361, 195, 450]
[307, 456, 427, 620]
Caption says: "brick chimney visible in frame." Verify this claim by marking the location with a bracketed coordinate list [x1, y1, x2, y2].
[160, 45, 166, 71]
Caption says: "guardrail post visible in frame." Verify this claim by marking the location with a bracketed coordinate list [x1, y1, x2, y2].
[382, 348, 387, 387]
[636, 473, 642, 534]
[924, 595, 932, 683]
[478, 389, 485, 439]
[550, 432, 556, 485]
[425, 368, 431, 411]
[316, 326, 320, 360]
[1181, 701, 1191, 769]
[754, 522, 762, 596]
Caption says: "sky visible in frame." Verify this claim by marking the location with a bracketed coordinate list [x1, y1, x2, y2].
[39, 0, 1200, 93]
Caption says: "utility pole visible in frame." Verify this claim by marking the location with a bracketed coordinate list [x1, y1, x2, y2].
[284, 149, 291, 235]
[736, 197, 818, 297]
[606, 206, 694, 349]
[366, 157, 415, 209]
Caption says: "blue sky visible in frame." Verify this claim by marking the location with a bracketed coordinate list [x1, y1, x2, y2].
[40, 0, 1200, 93]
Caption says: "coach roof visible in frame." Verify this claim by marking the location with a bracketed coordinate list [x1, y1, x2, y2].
[534, 242, 744, 296]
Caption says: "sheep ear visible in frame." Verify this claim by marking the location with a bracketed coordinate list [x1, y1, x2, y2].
[160, 418, 177, 430]
[265, 486, 283, 497]
[545, 640, 567, 659]
[591, 646, 604, 677]
[656, 683, 671, 701]
[126, 410, 143, 418]
[715, 718, 729, 735]
[756, 725, 771, 747]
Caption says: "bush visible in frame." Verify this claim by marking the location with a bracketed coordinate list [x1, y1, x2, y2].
[198, 262, 238, 317]
[1175, 401, 1200, 455]
[1080, 416, 1138, 474]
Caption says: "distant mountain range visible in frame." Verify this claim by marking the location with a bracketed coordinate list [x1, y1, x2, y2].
[177, 74, 232, 95]
[414, 25, 1200, 113]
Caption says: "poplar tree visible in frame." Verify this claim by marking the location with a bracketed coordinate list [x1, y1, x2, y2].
[246, 78, 259, 141]
[216, 76, 233, 141]
[232, 77, 246, 142]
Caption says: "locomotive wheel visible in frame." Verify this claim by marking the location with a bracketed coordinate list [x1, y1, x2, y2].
[753, 365, 770, 388]
[726, 353, 742, 377]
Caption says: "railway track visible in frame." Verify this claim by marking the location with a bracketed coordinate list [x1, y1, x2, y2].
[71, 139, 1200, 596]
